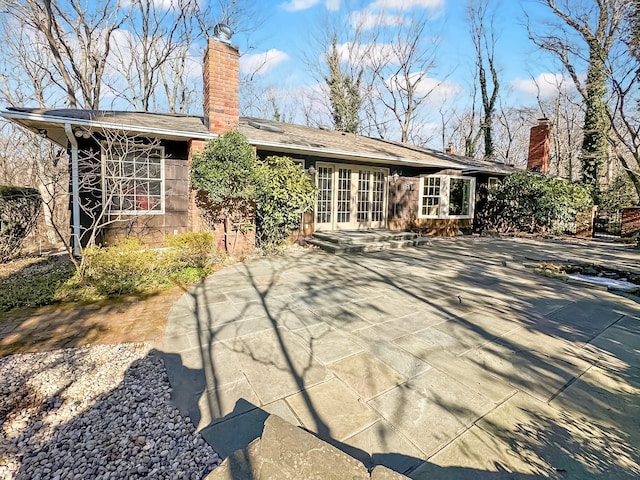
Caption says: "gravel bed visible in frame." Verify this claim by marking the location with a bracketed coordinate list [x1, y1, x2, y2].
[0, 343, 220, 479]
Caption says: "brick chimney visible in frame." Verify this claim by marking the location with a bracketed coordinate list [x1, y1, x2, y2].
[445, 142, 456, 154]
[527, 118, 551, 174]
[203, 24, 239, 134]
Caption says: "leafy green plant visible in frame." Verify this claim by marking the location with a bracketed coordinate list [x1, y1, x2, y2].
[479, 171, 593, 235]
[78, 238, 161, 296]
[190, 134, 316, 254]
[255, 155, 317, 253]
[190, 131, 257, 252]
[599, 172, 640, 212]
[163, 232, 225, 279]
[0, 186, 42, 263]
[0, 256, 74, 312]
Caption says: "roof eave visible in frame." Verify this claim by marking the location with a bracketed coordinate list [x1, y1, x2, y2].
[245, 138, 463, 169]
[1, 110, 515, 173]
[0, 109, 214, 142]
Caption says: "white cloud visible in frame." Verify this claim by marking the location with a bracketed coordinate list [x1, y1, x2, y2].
[349, 10, 404, 30]
[279, 0, 339, 11]
[240, 49, 290, 75]
[370, 0, 443, 10]
[385, 72, 461, 104]
[511, 73, 577, 98]
[279, 0, 321, 11]
[325, 0, 341, 11]
[333, 41, 399, 67]
[121, 0, 176, 10]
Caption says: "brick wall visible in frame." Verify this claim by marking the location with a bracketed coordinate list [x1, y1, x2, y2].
[622, 207, 640, 238]
[203, 38, 239, 134]
[527, 119, 551, 174]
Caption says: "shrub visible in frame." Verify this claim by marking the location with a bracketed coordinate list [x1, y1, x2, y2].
[599, 172, 639, 212]
[78, 238, 161, 297]
[0, 186, 42, 263]
[255, 155, 317, 252]
[164, 232, 225, 269]
[479, 171, 593, 235]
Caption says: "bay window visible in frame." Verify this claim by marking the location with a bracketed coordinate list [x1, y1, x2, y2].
[418, 175, 475, 219]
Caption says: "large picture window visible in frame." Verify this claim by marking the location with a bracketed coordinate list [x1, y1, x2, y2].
[102, 144, 164, 215]
[418, 175, 475, 219]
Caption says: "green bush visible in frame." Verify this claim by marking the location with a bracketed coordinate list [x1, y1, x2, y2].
[599, 172, 639, 212]
[78, 238, 161, 296]
[0, 186, 42, 263]
[190, 133, 317, 254]
[163, 232, 225, 278]
[255, 155, 317, 252]
[479, 171, 593, 235]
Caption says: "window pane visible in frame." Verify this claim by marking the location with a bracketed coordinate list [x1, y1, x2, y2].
[102, 145, 164, 214]
[420, 177, 441, 217]
[449, 178, 471, 216]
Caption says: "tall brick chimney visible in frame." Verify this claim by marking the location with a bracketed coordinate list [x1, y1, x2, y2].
[203, 24, 239, 134]
[527, 118, 551, 174]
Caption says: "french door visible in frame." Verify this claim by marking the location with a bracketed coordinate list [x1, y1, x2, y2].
[315, 163, 388, 231]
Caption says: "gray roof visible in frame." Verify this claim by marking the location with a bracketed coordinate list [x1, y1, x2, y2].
[2, 107, 514, 174]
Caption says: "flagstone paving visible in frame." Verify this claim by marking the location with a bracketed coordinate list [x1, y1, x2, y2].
[162, 237, 640, 478]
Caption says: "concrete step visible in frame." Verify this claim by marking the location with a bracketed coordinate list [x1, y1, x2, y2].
[308, 233, 430, 255]
[307, 238, 392, 254]
[312, 230, 418, 245]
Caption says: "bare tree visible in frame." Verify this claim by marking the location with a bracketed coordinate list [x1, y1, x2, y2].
[468, 0, 500, 158]
[528, 0, 629, 192]
[365, 16, 441, 144]
[605, 6, 640, 200]
[57, 128, 164, 273]
[493, 103, 536, 168]
[6, 0, 127, 109]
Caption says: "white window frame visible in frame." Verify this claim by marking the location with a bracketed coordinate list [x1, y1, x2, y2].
[418, 175, 476, 220]
[488, 176, 500, 190]
[101, 143, 165, 215]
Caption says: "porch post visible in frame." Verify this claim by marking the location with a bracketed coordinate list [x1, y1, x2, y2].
[64, 124, 81, 257]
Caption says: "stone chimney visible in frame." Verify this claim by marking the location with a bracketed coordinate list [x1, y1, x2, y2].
[203, 24, 239, 134]
[527, 118, 551, 174]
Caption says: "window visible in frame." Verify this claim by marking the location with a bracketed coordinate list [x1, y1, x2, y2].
[420, 176, 441, 216]
[102, 144, 164, 215]
[448, 178, 471, 216]
[418, 175, 475, 219]
[488, 177, 500, 190]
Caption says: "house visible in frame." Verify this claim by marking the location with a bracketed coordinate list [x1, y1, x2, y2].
[1, 25, 534, 254]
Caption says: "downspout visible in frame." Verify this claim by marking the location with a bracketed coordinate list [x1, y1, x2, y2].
[64, 124, 81, 257]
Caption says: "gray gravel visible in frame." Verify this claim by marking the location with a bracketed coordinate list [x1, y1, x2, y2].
[0, 343, 220, 479]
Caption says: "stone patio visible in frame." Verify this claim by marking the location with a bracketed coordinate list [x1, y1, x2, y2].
[161, 237, 640, 478]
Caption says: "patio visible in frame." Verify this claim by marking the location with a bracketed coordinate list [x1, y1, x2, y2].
[161, 237, 640, 478]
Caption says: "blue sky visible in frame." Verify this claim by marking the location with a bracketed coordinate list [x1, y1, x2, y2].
[231, 0, 570, 114]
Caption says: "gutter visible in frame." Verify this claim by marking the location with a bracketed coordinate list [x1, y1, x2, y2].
[64, 124, 81, 257]
[1, 109, 214, 141]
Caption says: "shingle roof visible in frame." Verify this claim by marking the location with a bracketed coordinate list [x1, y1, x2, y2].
[6, 107, 210, 135]
[3, 107, 515, 174]
[237, 117, 513, 173]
